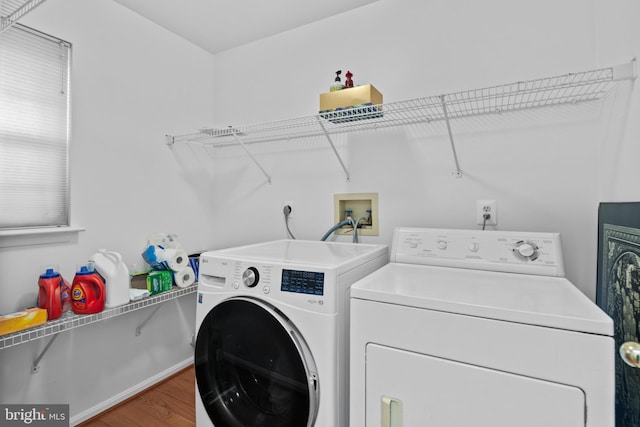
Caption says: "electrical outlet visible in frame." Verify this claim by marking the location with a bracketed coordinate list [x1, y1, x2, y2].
[476, 199, 497, 225]
[283, 201, 295, 218]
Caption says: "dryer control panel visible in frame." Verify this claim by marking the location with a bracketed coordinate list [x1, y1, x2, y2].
[391, 228, 565, 277]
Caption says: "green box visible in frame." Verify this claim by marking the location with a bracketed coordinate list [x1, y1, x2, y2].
[146, 270, 173, 295]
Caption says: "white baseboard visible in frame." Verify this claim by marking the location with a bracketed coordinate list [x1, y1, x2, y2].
[70, 357, 193, 426]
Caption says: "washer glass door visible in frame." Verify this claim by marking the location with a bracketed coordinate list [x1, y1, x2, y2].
[195, 298, 318, 427]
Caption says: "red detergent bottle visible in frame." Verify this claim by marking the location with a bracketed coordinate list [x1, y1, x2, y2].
[71, 265, 106, 315]
[37, 267, 70, 320]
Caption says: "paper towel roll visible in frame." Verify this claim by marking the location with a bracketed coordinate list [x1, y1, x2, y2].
[174, 266, 195, 288]
[159, 248, 189, 271]
[141, 245, 189, 272]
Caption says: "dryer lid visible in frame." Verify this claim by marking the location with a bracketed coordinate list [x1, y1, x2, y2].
[350, 263, 613, 336]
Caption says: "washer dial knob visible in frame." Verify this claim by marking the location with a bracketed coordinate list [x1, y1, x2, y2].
[513, 241, 539, 261]
[242, 267, 260, 288]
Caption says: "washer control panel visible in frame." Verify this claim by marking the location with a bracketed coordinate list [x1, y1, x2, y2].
[391, 228, 565, 277]
[198, 255, 333, 313]
[235, 266, 323, 295]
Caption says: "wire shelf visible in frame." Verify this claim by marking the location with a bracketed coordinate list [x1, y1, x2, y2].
[166, 61, 635, 180]
[0, 284, 197, 350]
[167, 62, 634, 149]
[0, 0, 49, 33]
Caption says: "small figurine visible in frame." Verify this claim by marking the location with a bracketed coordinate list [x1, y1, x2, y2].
[345, 70, 354, 88]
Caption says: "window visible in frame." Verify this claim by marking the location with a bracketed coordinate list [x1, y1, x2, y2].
[0, 23, 71, 229]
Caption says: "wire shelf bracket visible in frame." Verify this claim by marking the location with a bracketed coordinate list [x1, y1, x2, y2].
[135, 304, 162, 336]
[317, 116, 351, 181]
[31, 333, 60, 374]
[165, 60, 636, 181]
[440, 95, 463, 178]
[230, 130, 272, 184]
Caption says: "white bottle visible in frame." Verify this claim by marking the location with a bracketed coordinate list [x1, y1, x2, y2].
[90, 249, 131, 308]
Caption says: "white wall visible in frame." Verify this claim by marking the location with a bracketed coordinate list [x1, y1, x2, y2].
[1, 0, 638, 423]
[0, 0, 215, 423]
[596, 0, 640, 199]
[184, 0, 638, 300]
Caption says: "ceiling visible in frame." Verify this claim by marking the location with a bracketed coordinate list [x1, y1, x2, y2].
[112, 0, 378, 54]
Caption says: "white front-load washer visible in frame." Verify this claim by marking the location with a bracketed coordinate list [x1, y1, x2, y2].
[195, 239, 387, 427]
[350, 227, 614, 427]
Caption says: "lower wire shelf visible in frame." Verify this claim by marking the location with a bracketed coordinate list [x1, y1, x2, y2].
[0, 284, 197, 351]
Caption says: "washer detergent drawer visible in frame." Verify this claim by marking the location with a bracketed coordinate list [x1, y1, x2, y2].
[366, 344, 585, 427]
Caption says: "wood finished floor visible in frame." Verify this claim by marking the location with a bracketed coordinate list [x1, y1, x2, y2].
[78, 365, 195, 427]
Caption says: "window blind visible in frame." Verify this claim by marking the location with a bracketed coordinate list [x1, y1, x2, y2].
[0, 24, 71, 229]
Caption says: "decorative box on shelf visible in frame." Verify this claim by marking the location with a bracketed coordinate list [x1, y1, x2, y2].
[319, 84, 383, 123]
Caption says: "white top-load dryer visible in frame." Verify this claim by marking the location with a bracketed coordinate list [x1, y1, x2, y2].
[350, 228, 614, 427]
[195, 239, 387, 427]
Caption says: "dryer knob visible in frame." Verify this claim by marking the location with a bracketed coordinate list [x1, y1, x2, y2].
[242, 267, 260, 288]
[513, 241, 539, 261]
